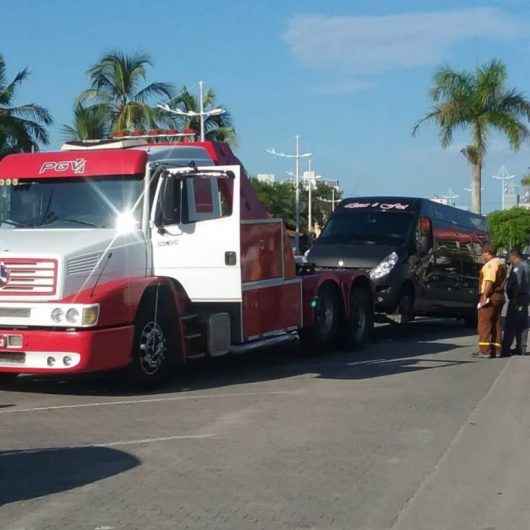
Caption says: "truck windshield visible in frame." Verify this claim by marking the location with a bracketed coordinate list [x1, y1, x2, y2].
[0, 176, 143, 229]
[318, 211, 415, 245]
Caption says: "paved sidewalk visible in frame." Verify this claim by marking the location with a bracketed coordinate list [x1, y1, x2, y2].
[393, 356, 530, 530]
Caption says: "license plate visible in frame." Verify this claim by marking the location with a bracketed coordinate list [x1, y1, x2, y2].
[0, 352, 25, 364]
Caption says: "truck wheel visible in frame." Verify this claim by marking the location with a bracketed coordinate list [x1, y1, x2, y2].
[301, 283, 341, 352]
[344, 287, 374, 349]
[395, 290, 414, 325]
[128, 299, 175, 387]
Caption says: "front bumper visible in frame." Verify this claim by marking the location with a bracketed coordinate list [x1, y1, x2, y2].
[0, 325, 134, 374]
[373, 278, 402, 313]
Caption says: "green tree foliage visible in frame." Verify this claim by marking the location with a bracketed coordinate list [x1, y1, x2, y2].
[413, 60, 530, 214]
[62, 102, 108, 141]
[250, 178, 342, 232]
[80, 51, 175, 133]
[165, 86, 236, 144]
[0, 54, 52, 157]
[487, 208, 530, 251]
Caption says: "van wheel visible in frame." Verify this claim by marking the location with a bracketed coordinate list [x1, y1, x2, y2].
[301, 283, 341, 352]
[344, 287, 374, 349]
[395, 290, 414, 325]
[128, 298, 175, 387]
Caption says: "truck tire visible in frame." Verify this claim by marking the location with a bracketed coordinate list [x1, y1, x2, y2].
[343, 286, 374, 350]
[395, 288, 414, 325]
[128, 295, 176, 387]
[301, 283, 341, 353]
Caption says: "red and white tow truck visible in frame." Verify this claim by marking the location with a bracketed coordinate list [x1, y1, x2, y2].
[0, 132, 373, 385]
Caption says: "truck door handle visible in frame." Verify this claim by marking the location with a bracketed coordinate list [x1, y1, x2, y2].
[225, 251, 237, 266]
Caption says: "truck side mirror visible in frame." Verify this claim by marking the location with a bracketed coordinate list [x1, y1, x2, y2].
[417, 216, 433, 255]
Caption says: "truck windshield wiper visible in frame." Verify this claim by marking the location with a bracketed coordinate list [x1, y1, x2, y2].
[56, 218, 100, 228]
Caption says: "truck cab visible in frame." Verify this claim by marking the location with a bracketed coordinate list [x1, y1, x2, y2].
[0, 133, 373, 385]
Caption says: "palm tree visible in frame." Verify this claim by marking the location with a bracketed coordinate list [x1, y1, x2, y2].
[413, 60, 530, 214]
[0, 54, 52, 157]
[62, 102, 108, 141]
[81, 51, 175, 133]
[166, 86, 236, 144]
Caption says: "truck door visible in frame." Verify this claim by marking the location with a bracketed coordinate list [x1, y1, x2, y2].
[150, 165, 242, 308]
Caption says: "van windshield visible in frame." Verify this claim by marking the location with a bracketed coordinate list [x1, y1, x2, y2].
[0, 176, 143, 229]
[318, 211, 415, 245]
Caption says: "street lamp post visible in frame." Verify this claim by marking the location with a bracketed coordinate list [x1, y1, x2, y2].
[304, 159, 320, 233]
[158, 80, 225, 142]
[492, 166, 516, 210]
[267, 136, 312, 253]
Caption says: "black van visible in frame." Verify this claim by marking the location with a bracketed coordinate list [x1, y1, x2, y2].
[306, 197, 488, 324]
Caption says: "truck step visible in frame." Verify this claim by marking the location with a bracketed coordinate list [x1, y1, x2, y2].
[184, 333, 202, 340]
[180, 314, 199, 321]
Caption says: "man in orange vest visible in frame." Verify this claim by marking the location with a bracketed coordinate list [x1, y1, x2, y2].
[476, 245, 507, 358]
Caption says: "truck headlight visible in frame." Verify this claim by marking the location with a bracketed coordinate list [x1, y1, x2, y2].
[51, 307, 64, 323]
[370, 252, 399, 280]
[49, 304, 99, 326]
[66, 307, 80, 324]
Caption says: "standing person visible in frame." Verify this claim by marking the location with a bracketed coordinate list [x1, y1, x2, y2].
[501, 249, 529, 356]
[476, 245, 507, 358]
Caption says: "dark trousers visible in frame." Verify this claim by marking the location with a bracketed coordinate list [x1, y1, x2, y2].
[502, 302, 529, 354]
[478, 303, 503, 355]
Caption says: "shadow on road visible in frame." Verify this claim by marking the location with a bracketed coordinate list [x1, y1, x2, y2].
[0, 446, 139, 506]
[0, 319, 477, 398]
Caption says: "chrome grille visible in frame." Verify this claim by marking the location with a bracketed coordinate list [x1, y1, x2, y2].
[0, 258, 57, 296]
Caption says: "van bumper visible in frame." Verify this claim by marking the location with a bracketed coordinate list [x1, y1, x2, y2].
[0, 325, 134, 374]
[373, 279, 402, 313]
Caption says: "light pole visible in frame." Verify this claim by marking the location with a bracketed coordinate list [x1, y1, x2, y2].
[492, 165, 516, 210]
[158, 80, 225, 142]
[267, 136, 312, 253]
[304, 159, 320, 233]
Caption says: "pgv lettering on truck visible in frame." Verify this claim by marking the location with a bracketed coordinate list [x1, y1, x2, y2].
[344, 202, 410, 210]
[39, 158, 87, 175]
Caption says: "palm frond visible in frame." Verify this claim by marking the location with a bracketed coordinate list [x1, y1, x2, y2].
[7, 103, 52, 125]
[0, 67, 30, 106]
[135, 82, 175, 103]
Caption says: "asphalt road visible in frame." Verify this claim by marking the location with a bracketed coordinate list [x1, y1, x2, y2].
[1, 320, 528, 530]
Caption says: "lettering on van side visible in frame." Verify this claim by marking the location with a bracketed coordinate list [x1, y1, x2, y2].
[39, 159, 87, 175]
[344, 202, 410, 210]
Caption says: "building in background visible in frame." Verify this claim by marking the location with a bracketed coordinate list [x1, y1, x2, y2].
[255, 173, 276, 184]
[520, 177, 530, 209]
[503, 181, 519, 209]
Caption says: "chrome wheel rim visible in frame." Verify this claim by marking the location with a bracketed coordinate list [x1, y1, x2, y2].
[139, 321, 167, 376]
[317, 295, 335, 337]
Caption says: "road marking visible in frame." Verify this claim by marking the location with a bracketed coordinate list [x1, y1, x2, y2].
[94, 433, 216, 447]
[0, 389, 300, 415]
[0, 433, 216, 456]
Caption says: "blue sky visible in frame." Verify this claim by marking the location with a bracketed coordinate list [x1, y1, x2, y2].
[3, 0, 530, 211]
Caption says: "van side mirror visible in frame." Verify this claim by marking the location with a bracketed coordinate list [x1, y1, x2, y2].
[417, 216, 433, 255]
